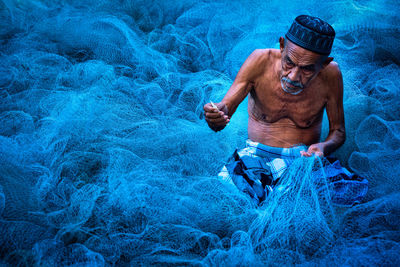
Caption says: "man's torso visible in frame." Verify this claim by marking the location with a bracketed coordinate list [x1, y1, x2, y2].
[247, 49, 337, 147]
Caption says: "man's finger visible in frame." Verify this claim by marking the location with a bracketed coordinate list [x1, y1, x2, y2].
[206, 117, 229, 124]
[307, 147, 323, 157]
[216, 103, 226, 111]
[210, 101, 220, 111]
[205, 111, 224, 119]
[203, 104, 218, 112]
[315, 152, 324, 157]
[300, 151, 312, 157]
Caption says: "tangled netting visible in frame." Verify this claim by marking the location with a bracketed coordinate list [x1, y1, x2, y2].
[1, 0, 400, 266]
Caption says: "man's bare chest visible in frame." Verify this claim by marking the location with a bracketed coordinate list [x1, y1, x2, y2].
[249, 81, 327, 128]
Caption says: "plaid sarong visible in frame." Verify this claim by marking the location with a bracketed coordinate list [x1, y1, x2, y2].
[218, 139, 368, 207]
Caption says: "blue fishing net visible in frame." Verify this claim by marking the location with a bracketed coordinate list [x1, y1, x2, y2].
[0, 0, 399, 265]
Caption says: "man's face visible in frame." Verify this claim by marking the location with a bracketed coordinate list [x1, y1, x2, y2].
[279, 38, 326, 94]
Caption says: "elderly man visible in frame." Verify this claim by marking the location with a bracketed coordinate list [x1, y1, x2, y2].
[204, 15, 368, 206]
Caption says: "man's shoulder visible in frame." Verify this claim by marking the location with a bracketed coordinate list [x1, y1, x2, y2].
[249, 48, 280, 62]
[321, 61, 342, 78]
[320, 61, 343, 98]
[244, 49, 279, 76]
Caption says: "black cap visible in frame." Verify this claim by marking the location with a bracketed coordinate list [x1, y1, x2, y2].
[285, 15, 335, 55]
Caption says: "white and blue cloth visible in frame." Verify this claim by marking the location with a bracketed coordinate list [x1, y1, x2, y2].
[218, 139, 368, 207]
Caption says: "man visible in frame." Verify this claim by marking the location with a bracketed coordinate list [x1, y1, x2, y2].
[203, 15, 368, 206]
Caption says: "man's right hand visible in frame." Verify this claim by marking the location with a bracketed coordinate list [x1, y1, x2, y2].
[203, 102, 230, 132]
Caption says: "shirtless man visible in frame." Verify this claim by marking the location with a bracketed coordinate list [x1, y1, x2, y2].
[204, 15, 345, 158]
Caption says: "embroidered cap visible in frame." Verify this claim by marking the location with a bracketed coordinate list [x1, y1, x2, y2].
[285, 15, 335, 55]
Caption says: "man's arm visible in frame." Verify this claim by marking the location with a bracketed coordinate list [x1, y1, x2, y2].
[302, 63, 345, 157]
[204, 49, 266, 131]
[323, 63, 346, 155]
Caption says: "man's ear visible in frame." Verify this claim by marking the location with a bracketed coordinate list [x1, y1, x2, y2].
[322, 57, 334, 68]
[279, 37, 285, 53]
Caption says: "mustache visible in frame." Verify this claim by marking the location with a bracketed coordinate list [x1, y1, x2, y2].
[281, 77, 303, 89]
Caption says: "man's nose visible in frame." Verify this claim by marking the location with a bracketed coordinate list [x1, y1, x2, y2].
[288, 66, 301, 82]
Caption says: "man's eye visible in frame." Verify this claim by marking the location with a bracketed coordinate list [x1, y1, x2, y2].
[302, 67, 314, 74]
[286, 61, 294, 67]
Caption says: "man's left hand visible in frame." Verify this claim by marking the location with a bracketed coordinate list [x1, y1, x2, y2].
[300, 143, 325, 157]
